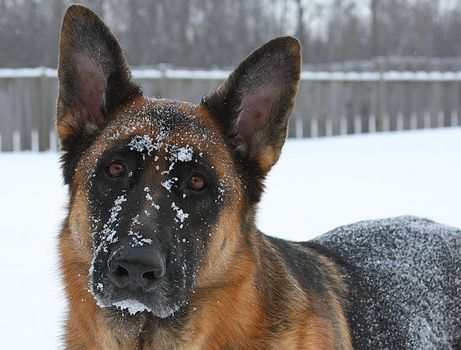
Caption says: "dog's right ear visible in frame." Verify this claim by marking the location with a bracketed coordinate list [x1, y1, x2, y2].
[57, 4, 141, 184]
[203, 37, 300, 176]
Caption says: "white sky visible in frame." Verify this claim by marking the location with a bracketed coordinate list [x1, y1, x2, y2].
[293, 0, 459, 38]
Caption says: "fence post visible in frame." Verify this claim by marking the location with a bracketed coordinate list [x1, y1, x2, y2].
[377, 57, 386, 123]
[354, 115, 362, 134]
[325, 118, 333, 136]
[159, 68, 167, 98]
[368, 113, 376, 133]
[340, 115, 347, 135]
[397, 112, 404, 131]
[38, 68, 52, 151]
[50, 129, 58, 152]
[410, 112, 418, 130]
[382, 113, 390, 132]
[13, 130, 20, 152]
[424, 111, 431, 129]
[295, 118, 303, 138]
[310, 118, 318, 138]
[437, 110, 445, 128]
[31, 129, 39, 152]
[451, 109, 459, 127]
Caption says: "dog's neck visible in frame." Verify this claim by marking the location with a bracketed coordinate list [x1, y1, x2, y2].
[63, 211, 346, 350]
[62, 221, 310, 349]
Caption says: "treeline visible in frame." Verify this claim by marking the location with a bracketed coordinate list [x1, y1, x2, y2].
[1, 0, 461, 68]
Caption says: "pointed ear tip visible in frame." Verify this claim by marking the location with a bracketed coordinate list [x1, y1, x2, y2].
[270, 36, 301, 51]
[60, 3, 112, 55]
[62, 4, 98, 25]
[59, 4, 91, 58]
[264, 36, 301, 65]
[64, 4, 93, 16]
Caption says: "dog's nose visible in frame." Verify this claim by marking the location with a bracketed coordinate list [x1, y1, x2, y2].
[108, 245, 166, 290]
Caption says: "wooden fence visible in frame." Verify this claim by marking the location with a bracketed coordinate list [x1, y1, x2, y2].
[0, 68, 461, 151]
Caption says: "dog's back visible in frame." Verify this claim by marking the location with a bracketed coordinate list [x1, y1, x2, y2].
[309, 216, 461, 349]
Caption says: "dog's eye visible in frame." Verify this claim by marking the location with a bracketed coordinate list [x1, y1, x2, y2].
[188, 174, 206, 191]
[106, 162, 126, 178]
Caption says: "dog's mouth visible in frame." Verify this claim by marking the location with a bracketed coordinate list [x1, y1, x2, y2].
[88, 244, 192, 318]
[111, 299, 152, 315]
[90, 271, 184, 318]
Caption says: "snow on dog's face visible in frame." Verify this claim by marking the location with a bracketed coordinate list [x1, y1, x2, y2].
[76, 99, 240, 318]
[57, 5, 300, 323]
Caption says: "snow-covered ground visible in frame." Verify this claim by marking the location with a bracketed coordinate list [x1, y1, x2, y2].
[259, 127, 461, 239]
[0, 127, 460, 349]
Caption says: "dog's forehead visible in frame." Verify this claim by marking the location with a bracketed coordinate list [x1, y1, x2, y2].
[108, 97, 218, 144]
[79, 97, 236, 182]
[86, 96, 225, 160]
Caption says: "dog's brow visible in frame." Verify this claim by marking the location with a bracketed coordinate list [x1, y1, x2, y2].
[123, 104, 212, 138]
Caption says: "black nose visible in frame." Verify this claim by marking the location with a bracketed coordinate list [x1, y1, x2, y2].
[108, 245, 166, 291]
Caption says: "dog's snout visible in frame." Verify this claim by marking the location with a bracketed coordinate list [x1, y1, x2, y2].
[108, 245, 166, 291]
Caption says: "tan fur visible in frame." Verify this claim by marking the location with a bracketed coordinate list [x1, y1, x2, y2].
[58, 6, 352, 348]
[60, 99, 352, 349]
[61, 103, 353, 349]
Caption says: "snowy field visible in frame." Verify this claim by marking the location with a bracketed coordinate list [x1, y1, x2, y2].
[0, 127, 460, 349]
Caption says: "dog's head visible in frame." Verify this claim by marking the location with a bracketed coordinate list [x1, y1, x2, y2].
[57, 5, 300, 320]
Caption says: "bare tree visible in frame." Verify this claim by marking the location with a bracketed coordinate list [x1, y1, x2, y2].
[1, 0, 461, 68]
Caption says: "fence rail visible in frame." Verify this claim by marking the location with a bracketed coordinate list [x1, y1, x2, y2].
[0, 68, 461, 151]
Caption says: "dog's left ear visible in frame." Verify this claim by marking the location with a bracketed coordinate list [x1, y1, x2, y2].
[57, 5, 141, 184]
[204, 37, 301, 174]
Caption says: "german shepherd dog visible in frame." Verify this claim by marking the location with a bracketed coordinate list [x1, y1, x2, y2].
[57, 5, 461, 350]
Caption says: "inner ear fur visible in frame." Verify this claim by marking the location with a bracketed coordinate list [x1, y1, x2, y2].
[204, 36, 301, 175]
[57, 4, 141, 184]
